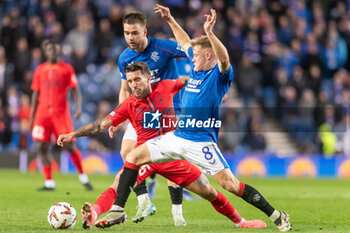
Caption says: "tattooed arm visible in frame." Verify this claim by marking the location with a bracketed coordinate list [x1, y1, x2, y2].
[57, 117, 113, 147]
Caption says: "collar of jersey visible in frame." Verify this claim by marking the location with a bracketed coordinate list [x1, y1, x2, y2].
[133, 37, 152, 54]
[192, 64, 217, 76]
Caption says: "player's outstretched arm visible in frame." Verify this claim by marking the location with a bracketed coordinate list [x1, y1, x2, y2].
[72, 86, 82, 119]
[155, 4, 191, 56]
[204, 9, 230, 73]
[57, 117, 113, 147]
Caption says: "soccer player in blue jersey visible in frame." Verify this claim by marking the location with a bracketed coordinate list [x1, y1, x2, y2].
[111, 11, 191, 225]
[98, 5, 291, 232]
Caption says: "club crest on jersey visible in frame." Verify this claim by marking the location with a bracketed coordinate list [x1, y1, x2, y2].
[143, 110, 161, 129]
[151, 51, 160, 62]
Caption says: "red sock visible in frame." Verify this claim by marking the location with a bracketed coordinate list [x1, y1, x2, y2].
[92, 187, 117, 217]
[210, 190, 242, 224]
[236, 181, 245, 197]
[69, 148, 84, 174]
[124, 161, 139, 170]
[42, 165, 52, 180]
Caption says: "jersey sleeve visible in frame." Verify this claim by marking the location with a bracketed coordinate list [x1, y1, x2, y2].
[218, 65, 234, 86]
[118, 52, 127, 80]
[31, 65, 41, 91]
[187, 47, 194, 66]
[66, 64, 78, 88]
[162, 79, 184, 95]
[157, 39, 187, 59]
[106, 101, 130, 126]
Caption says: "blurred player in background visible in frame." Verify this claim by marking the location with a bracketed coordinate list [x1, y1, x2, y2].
[29, 40, 93, 191]
[112, 11, 196, 224]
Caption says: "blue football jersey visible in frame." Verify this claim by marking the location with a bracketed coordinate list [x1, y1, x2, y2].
[174, 47, 234, 142]
[118, 37, 187, 109]
[176, 57, 191, 77]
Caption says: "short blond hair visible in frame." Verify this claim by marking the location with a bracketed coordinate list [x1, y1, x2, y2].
[190, 36, 212, 49]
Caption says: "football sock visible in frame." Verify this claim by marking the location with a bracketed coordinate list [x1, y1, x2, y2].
[269, 209, 281, 222]
[238, 182, 275, 217]
[114, 162, 139, 208]
[43, 165, 52, 180]
[92, 187, 117, 217]
[134, 180, 148, 196]
[69, 148, 84, 174]
[137, 193, 150, 205]
[45, 179, 55, 188]
[172, 204, 183, 215]
[210, 190, 242, 225]
[168, 185, 183, 205]
[79, 174, 89, 184]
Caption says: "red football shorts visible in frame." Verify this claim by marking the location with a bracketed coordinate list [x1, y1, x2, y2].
[32, 112, 75, 143]
[137, 160, 202, 187]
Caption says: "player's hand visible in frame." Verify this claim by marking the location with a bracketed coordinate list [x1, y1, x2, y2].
[108, 126, 117, 139]
[204, 9, 217, 34]
[154, 4, 173, 21]
[57, 133, 74, 147]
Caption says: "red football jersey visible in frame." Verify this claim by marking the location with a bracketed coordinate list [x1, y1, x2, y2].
[31, 62, 78, 115]
[107, 79, 183, 147]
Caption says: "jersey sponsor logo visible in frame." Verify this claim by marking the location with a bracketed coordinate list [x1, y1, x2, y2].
[151, 51, 160, 62]
[185, 87, 200, 93]
[149, 69, 160, 83]
[187, 78, 203, 86]
[42, 81, 62, 87]
[185, 78, 203, 92]
[109, 111, 116, 116]
[143, 110, 162, 129]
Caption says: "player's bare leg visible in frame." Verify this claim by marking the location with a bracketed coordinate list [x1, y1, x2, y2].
[167, 180, 186, 226]
[63, 141, 93, 191]
[214, 169, 291, 231]
[120, 139, 157, 223]
[185, 174, 266, 228]
[120, 139, 137, 161]
[37, 142, 55, 191]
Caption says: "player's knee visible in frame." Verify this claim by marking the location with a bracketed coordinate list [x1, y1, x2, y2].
[120, 140, 135, 161]
[120, 147, 129, 160]
[125, 152, 139, 165]
[203, 186, 218, 201]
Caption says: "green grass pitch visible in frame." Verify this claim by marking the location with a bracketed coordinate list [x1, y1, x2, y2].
[1, 169, 350, 233]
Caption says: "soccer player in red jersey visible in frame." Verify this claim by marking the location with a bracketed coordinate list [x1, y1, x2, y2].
[29, 40, 93, 191]
[57, 62, 266, 229]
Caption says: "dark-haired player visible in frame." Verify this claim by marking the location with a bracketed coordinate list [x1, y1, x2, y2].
[57, 62, 266, 229]
[115, 11, 194, 225]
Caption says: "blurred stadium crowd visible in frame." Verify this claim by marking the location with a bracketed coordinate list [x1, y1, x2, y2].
[0, 0, 349, 156]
